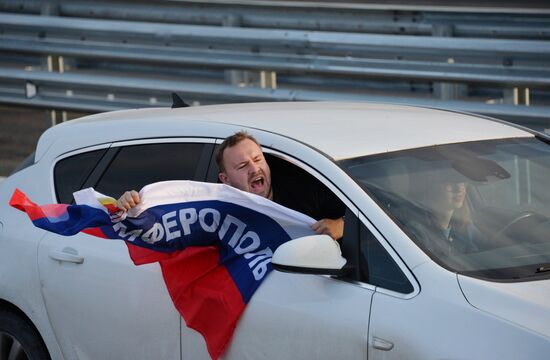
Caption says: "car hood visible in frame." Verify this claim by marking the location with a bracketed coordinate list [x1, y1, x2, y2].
[458, 274, 550, 339]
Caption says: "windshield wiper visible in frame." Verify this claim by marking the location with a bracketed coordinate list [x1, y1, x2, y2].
[535, 265, 550, 274]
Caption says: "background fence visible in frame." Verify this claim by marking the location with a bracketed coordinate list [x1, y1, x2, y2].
[0, 0, 549, 129]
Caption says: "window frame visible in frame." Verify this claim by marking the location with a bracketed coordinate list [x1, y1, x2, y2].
[206, 140, 419, 297]
[52, 137, 216, 203]
[357, 212, 418, 297]
[51, 143, 112, 203]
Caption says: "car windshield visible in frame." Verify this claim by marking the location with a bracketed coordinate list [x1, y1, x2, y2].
[340, 136, 550, 281]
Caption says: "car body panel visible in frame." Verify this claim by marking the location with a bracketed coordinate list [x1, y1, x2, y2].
[458, 274, 550, 340]
[371, 260, 550, 359]
[38, 232, 181, 360]
[224, 270, 372, 360]
[0, 168, 65, 360]
[34, 102, 531, 163]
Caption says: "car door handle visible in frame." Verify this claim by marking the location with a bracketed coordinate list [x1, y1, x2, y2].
[49, 247, 84, 264]
[372, 337, 394, 351]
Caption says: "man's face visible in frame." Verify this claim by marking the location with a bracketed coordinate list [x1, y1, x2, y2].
[219, 138, 272, 199]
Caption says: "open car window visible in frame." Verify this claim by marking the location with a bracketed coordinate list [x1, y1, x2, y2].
[258, 153, 412, 292]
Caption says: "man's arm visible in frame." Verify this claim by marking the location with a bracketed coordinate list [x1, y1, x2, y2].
[311, 217, 344, 240]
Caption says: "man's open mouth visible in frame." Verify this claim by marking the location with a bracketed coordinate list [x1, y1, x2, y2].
[250, 175, 265, 190]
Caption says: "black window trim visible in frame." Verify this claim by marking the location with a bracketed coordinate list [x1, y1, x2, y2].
[357, 212, 420, 299]
[52, 137, 217, 203]
[51, 143, 113, 203]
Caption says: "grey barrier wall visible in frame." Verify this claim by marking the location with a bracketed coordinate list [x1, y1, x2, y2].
[0, 0, 549, 128]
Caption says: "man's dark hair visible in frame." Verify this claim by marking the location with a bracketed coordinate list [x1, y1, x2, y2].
[216, 131, 260, 172]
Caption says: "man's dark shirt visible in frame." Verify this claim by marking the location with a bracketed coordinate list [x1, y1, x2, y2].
[268, 156, 345, 221]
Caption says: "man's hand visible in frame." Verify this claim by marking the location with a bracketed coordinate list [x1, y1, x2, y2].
[311, 217, 344, 240]
[117, 190, 141, 211]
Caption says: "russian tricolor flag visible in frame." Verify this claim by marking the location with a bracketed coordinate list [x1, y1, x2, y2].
[10, 181, 315, 359]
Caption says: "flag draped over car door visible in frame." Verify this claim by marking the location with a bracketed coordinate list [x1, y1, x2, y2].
[9, 180, 315, 359]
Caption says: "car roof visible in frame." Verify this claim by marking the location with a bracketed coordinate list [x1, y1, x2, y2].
[37, 102, 532, 161]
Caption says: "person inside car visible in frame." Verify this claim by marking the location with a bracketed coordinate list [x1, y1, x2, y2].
[405, 173, 481, 255]
[117, 131, 345, 240]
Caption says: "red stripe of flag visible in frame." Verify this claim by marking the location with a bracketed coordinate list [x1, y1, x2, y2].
[159, 246, 245, 360]
[9, 188, 69, 221]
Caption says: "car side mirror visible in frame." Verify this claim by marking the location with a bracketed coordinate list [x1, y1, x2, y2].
[272, 234, 348, 276]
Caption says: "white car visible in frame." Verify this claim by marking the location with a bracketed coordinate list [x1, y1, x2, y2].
[1, 102, 549, 360]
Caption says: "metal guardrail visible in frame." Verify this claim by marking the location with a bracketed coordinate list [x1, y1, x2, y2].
[1, 14, 549, 86]
[0, 1, 549, 127]
[3, 1, 550, 34]
[1, 68, 548, 122]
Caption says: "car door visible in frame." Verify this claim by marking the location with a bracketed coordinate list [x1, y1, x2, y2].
[37, 139, 214, 360]
[223, 208, 375, 360]
[189, 147, 381, 359]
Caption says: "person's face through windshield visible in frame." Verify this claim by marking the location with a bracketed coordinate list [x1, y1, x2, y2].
[219, 138, 273, 199]
[432, 182, 466, 212]
[420, 172, 469, 231]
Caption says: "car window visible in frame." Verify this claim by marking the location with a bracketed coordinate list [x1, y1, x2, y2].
[359, 222, 414, 293]
[340, 137, 550, 282]
[266, 154, 346, 221]
[94, 143, 211, 198]
[54, 148, 109, 204]
[340, 209, 413, 294]
[258, 154, 412, 293]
